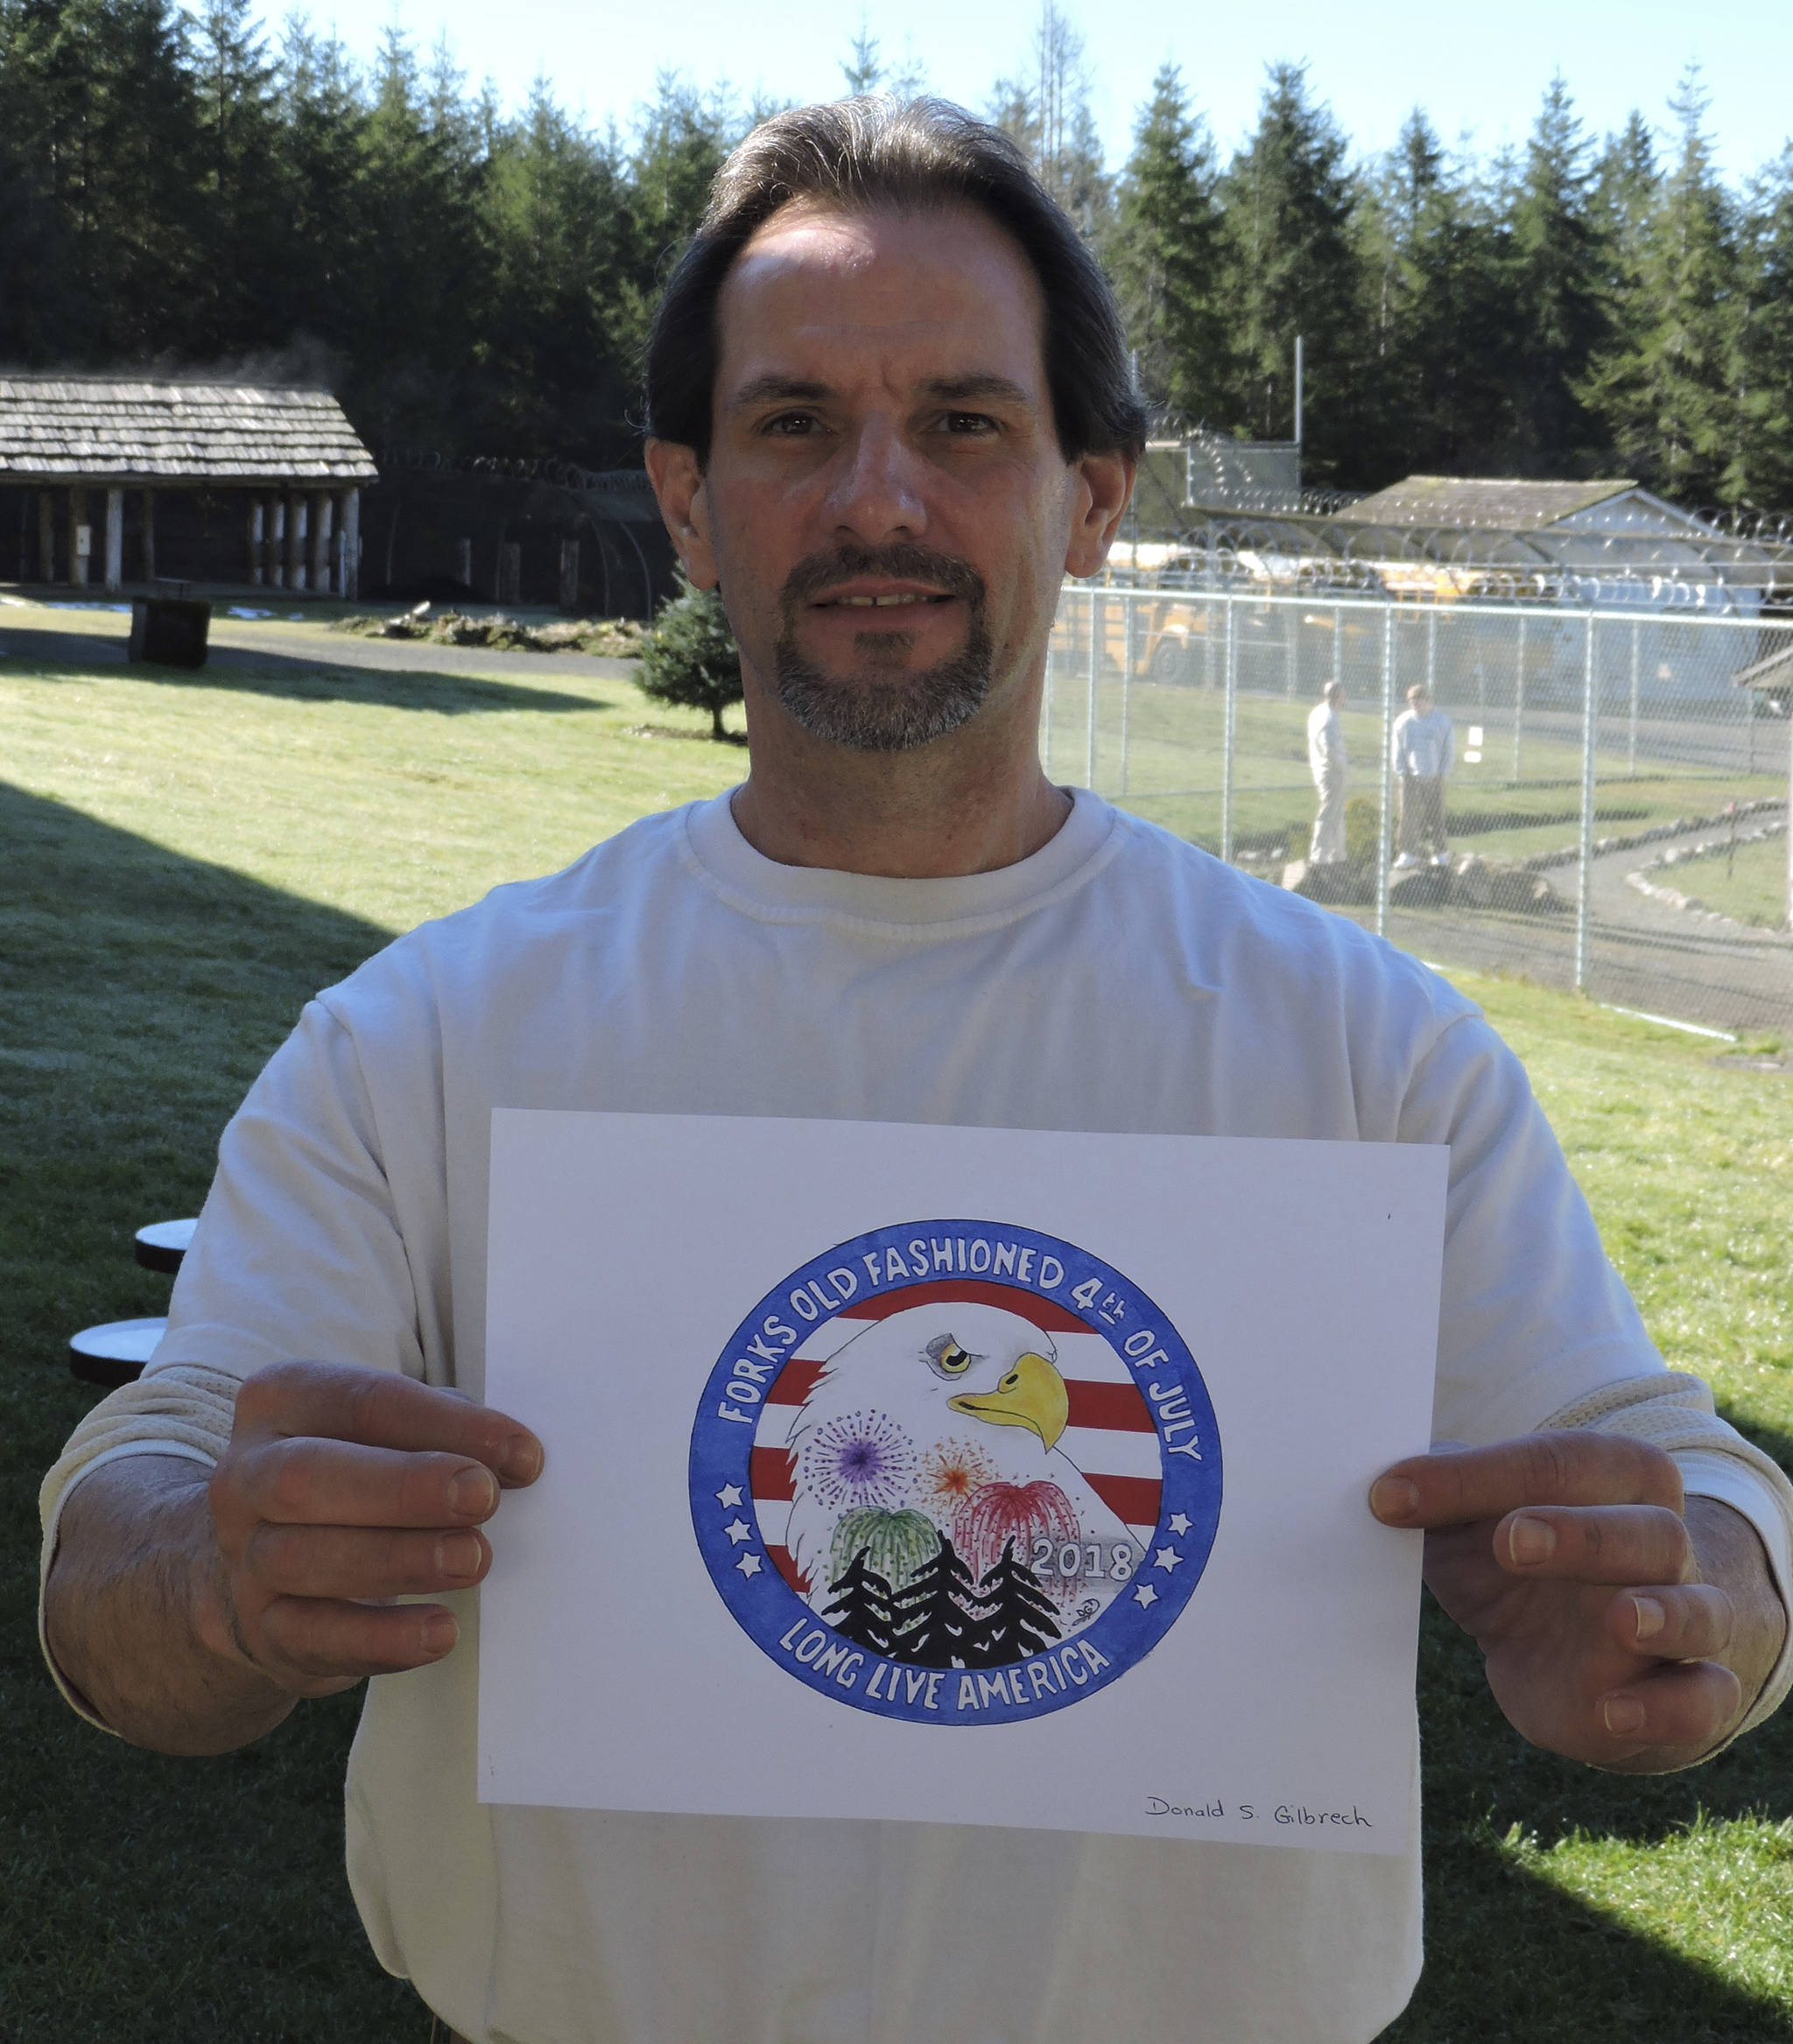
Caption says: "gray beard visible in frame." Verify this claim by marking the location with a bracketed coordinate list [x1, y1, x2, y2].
[772, 623, 995, 753]
[769, 542, 995, 754]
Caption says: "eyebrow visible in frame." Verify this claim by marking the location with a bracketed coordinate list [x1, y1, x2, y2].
[726, 371, 1039, 413]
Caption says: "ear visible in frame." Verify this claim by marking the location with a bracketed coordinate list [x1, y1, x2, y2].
[1063, 449, 1136, 579]
[644, 438, 719, 590]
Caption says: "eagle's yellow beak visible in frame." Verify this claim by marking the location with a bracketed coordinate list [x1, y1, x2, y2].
[949, 1352, 1068, 1450]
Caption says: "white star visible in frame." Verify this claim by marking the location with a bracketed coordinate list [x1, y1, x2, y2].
[1167, 1513, 1192, 1537]
[1132, 1583, 1159, 1608]
[735, 1552, 763, 1577]
[1154, 1546, 1183, 1572]
[716, 1484, 743, 1508]
[724, 1518, 752, 1545]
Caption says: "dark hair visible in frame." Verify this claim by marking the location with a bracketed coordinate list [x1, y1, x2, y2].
[643, 96, 1150, 467]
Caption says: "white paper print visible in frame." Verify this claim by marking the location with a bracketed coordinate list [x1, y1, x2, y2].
[480, 1113, 1445, 1853]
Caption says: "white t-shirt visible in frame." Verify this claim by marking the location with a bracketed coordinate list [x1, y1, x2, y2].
[1391, 708, 1454, 779]
[128, 790, 1780, 2044]
[1307, 699, 1346, 782]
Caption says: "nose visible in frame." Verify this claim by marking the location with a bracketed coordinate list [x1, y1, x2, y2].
[822, 418, 928, 546]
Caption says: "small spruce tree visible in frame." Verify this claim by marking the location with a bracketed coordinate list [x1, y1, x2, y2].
[637, 572, 743, 739]
[824, 1548, 896, 1655]
[963, 1538, 1062, 1667]
[888, 1533, 980, 1667]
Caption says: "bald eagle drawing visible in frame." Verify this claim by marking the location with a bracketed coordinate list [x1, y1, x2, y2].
[777, 1301, 1143, 1657]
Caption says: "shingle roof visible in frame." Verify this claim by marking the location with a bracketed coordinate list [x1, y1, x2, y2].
[0, 377, 377, 482]
[1343, 476, 1635, 530]
[1732, 642, 1793, 689]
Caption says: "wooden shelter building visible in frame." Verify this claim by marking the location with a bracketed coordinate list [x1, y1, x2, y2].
[0, 376, 377, 595]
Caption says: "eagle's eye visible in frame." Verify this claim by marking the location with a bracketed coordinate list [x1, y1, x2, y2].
[925, 1334, 977, 1379]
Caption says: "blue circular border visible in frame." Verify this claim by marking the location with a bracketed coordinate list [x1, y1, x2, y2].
[689, 1219, 1223, 1725]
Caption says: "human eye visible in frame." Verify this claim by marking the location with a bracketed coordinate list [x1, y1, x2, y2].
[939, 411, 999, 437]
[762, 410, 825, 438]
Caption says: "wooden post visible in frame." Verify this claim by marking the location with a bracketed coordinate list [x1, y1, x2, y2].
[341, 488, 360, 601]
[559, 537, 580, 613]
[269, 497, 286, 588]
[38, 491, 54, 583]
[249, 498, 264, 584]
[103, 487, 123, 592]
[68, 487, 89, 588]
[288, 493, 308, 593]
[454, 537, 472, 590]
[309, 489, 331, 593]
[141, 489, 156, 582]
[499, 540, 522, 608]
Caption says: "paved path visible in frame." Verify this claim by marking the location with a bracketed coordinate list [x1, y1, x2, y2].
[1372, 818, 1791, 1035]
[1, 607, 637, 686]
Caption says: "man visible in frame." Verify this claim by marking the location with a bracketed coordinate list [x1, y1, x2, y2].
[1391, 682, 1454, 867]
[1307, 677, 1348, 863]
[39, 100, 1792, 2044]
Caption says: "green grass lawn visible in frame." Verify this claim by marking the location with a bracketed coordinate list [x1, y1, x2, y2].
[1660, 833, 1793, 931]
[4, 620, 1792, 2040]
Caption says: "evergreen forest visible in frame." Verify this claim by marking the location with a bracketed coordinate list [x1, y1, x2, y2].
[3, 0, 1789, 505]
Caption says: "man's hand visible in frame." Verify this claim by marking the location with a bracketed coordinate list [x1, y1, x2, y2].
[200, 1360, 545, 1697]
[1370, 1431, 1787, 1772]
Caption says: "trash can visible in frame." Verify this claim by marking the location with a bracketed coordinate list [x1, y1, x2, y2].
[129, 596, 211, 667]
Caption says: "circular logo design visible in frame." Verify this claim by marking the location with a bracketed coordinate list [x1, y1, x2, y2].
[690, 1220, 1222, 1724]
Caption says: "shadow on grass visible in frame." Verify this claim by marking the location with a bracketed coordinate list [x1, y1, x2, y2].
[1388, 1596, 1793, 2042]
[1, 624, 607, 715]
[1, 784, 419, 2038]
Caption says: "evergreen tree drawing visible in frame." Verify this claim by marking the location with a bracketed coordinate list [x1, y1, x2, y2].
[887, 1533, 980, 1667]
[962, 1539, 1062, 1668]
[823, 1548, 896, 1655]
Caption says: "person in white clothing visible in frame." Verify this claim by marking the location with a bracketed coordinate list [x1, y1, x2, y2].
[1391, 683, 1455, 866]
[39, 98, 1792, 2044]
[1307, 678, 1349, 863]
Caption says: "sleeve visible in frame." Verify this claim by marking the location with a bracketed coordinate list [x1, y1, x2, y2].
[38, 1364, 241, 1731]
[145, 995, 431, 1387]
[1402, 1008, 1793, 1739]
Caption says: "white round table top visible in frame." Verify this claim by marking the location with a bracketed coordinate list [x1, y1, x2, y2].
[68, 1317, 168, 1364]
[135, 1219, 198, 1254]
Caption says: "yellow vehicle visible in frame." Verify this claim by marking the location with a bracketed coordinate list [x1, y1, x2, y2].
[1050, 581, 1221, 685]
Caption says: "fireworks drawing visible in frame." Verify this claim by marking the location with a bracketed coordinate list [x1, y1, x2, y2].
[953, 1479, 1080, 1591]
[918, 1436, 997, 1516]
[827, 1507, 941, 1594]
[798, 1408, 917, 1515]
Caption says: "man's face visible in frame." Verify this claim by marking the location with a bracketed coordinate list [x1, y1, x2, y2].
[653, 201, 1120, 753]
[1410, 689, 1431, 713]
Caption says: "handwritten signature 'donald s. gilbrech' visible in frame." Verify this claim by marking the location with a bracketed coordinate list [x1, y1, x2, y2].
[1145, 1797, 1373, 1830]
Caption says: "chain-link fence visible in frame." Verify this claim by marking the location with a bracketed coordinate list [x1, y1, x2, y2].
[1046, 582, 1793, 1038]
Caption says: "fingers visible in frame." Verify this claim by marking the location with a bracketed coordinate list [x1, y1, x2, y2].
[235, 1361, 543, 1487]
[220, 1437, 502, 1532]
[1610, 1581, 1735, 1663]
[1371, 1429, 1683, 1530]
[1494, 1503, 1693, 1585]
[1596, 1658, 1743, 1759]
[255, 1594, 464, 1689]
[245, 1521, 491, 1599]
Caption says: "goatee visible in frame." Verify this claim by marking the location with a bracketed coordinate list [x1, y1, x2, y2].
[772, 543, 993, 753]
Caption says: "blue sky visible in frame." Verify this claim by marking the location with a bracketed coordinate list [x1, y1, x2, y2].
[324, 0, 1787, 184]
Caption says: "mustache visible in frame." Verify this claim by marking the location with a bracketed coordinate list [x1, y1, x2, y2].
[779, 543, 986, 615]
